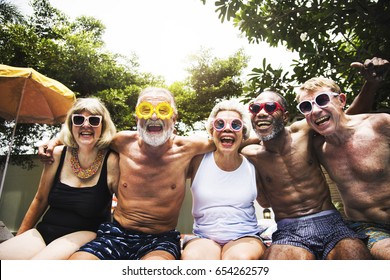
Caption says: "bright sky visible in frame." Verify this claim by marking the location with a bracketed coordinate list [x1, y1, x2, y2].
[14, 0, 297, 84]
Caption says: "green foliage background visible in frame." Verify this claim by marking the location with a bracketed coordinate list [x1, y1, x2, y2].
[0, 0, 248, 168]
[205, 0, 390, 117]
[1, 0, 389, 169]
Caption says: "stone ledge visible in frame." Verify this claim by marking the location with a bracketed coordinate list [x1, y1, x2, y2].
[0, 221, 14, 243]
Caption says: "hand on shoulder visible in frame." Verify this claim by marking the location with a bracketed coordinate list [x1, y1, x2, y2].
[111, 130, 138, 150]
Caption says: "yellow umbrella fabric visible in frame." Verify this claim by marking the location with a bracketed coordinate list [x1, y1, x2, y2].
[0, 64, 76, 124]
[0, 64, 76, 200]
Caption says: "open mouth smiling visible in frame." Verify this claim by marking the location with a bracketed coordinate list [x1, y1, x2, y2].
[80, 131, 93, 136]
[147, 124, 163, 132]
[255, 120, 272, 129]
[314, 115, 330, 126]
[220, 136, 235, 145]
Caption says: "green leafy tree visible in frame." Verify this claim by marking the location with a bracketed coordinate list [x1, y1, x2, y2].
[0, 0, 152, 167]
[203, 0, 390, 119]
[0, 0, 250, 170]
[0, 0, 25, 24]
[171, 48, 249, 134]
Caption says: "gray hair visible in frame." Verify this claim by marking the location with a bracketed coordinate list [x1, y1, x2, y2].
[137, 87, 178, 115]
[205, 99, 252, 140]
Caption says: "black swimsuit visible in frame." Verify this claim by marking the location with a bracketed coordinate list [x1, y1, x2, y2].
[36, 147, 112, 244]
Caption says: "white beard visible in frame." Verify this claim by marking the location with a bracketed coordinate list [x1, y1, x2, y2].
[255, 118, 284, 142]
[138, 120, 174, 147]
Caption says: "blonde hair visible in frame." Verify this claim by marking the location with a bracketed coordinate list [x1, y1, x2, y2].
[59, 97, 116, 149]
[205, 99, 252, 140]
[297, 77, 341, 99]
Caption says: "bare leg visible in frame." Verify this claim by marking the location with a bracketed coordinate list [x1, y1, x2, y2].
[222, 237, 266, 260]
[32, 231, 96, 260]
[370, 238, 390, 260]
[69, 251, 100, 260]
[263, 244, 315, 260]
[181, 238, 221, 260]
[0, 229, 45, 260]
[141, 250, 177, 260]
[327, 238, 372, 260]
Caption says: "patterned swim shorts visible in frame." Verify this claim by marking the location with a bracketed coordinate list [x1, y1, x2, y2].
[272, 210, 365, 259]
[77, 220, 181, 260]
[347, 221, 390, 249]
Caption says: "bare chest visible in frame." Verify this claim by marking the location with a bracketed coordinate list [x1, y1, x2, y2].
[321, 133, 388, 182]
[118, 148, 191, 196]
[260, 134, 318, 185]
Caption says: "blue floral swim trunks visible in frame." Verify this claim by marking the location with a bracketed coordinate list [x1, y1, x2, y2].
[77, 219, 181, 260]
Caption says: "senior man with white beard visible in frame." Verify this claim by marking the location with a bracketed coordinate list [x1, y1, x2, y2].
[41, 87, 215, 260]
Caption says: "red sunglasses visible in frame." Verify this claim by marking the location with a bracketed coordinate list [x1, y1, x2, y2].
[249, 102, 285, 115]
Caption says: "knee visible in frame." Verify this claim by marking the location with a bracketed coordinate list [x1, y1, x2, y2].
[370, 239, 390, 260]
[181, 248, 204, 260]
[222, 251, 260, 260]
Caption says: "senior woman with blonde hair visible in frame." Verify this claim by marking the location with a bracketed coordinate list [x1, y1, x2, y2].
[181, 99, 267, 260]
[0, 97, 119, 260]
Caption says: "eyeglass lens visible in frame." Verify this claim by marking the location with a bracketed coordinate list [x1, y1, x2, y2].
[138, 102, 171, 117]
[214, 119, 243, 131]
[250, 102, 279, 114]
[73, 115, 101, 127]
[298, 93, 332, 114]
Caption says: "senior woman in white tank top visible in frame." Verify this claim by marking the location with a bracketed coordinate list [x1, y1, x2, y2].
[181, 99, 267, 260]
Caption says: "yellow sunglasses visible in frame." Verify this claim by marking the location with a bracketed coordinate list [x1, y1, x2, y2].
[135, 101, 174, 120]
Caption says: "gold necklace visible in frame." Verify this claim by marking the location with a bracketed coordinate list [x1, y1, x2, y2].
[70, 148, 105, 179]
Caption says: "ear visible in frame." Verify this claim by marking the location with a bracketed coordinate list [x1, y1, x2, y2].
[283, 111, 290, 125]
[338, 93, 347, 107]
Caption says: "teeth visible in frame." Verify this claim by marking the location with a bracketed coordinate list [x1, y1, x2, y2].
[256, 120, 271, 126]
[147, 124, 162, 132]
[221, 137, 234, 143]
[315, 116, 329, 125]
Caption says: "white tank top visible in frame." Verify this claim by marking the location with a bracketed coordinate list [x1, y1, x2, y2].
[191, 152, 259, 245]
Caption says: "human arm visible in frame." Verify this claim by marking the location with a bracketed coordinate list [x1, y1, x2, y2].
[109, 130, 137, 154]
[107, 151, 120, 196]
[17, 146, 63, 235]
[38, 137, 63, 164]
[256, 195, 271, 209]
[255, 170, 271, 208]
[346, 57, 389, 115]
[239, 130, 261, 152]
[186, 134, 216, 156]
[186, 154, 204, 180]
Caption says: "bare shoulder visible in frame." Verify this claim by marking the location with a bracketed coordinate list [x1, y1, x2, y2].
[174, 134, 214, 150]
[114, 130, 138, 141]
[52, 145, 65, 160]
[241, 143, 262, 157]
[111, 130, 138, 150]
[290, 118, 311, 134]
[370, 112, 390, 123]
[174, 134, 208, 144]
[367, 113, 390, 135]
